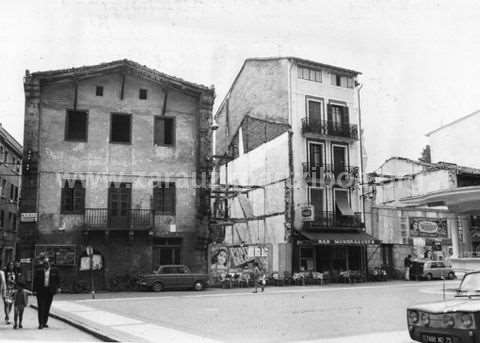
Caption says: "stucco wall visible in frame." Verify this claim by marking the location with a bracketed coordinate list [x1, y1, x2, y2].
[290, 63, 362, 229]
[36, 73, 200, 236]
[375, 169, 454, 204]
[215, 59, 289, 155]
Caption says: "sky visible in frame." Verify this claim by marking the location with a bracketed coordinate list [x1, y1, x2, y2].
[1, 0, 480, 171]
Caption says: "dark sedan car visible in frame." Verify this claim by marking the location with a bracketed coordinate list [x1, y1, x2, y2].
[137, 264, 209, 292]
[407, 271, 480, 343]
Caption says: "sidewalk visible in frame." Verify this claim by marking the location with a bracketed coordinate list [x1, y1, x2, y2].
[40, 299, 220, 343]
[0, 305, 99, 342]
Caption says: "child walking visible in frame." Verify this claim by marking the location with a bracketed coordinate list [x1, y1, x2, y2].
[13, 281, 31, 329]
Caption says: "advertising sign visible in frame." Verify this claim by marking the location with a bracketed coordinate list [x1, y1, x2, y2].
[409, 218, 448, 238]
[34, 245, 76, 266]
[209, 244, 271, 282]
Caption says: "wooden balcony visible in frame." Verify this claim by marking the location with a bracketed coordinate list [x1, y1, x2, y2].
[301, 118, 359, 140]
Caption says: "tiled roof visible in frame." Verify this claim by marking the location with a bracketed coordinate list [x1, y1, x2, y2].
[29, 59, 212, 93]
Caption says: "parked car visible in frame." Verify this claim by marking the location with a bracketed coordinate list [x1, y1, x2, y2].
[410, 259, 456, 281]
[407, 271, 480, 343]
[136, 265, 209, 292]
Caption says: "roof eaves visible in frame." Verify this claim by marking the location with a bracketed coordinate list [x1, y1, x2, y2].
[30, 59, 212, 93]
[244, 56, 361, 76]
[426, 110, 480, 136]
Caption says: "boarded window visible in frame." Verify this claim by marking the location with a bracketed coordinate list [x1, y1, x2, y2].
[61, 180, 85, 214]
[111, 113, 131, 143]
[154, 117, 175, 146]
[153, 182, 176, 215]
[65, 110, 88, 141]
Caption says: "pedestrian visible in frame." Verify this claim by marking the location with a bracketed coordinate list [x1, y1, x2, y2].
[3, 262, 16, 324]
[404, 254, 413, 281]
[13, 280, 31, 329]
[0, 260, 6, 321]
[33, 257, 60, 329]
[252, 262, 265, 293]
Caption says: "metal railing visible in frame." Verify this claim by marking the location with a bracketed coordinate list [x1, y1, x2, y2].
[301, 118, 359, 140]
[84, 208, 154, 229]
[303, 211, 364, 230]
[302, 163, 359, 186]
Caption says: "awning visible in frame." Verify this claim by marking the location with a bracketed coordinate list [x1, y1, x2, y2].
[335, 191, 355, 216]
[400, 186, 480, 215]
[297, 230, 380, 245]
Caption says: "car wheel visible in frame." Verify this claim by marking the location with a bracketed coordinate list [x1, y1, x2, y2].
[193, 281, 204, 291]
[426, 273, 433, 281]
[152, 282, 164, 292]
[447, 272, 455, 280]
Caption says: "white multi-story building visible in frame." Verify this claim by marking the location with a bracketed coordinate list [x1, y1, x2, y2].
[212, 57, 374, 280]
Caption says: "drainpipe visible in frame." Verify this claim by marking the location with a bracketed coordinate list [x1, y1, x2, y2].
[356, 83, 366, 225]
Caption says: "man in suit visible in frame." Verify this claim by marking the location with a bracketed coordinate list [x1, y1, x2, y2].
[33, 257, 60, 329]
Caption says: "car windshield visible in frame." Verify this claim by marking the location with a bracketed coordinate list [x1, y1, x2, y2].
[458, 273, 480, 294]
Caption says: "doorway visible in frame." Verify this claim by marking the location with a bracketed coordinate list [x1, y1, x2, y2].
[108, 182, 132, 228]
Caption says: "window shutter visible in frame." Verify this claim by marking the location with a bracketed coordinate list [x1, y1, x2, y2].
[327, 104, 332, 122]
[73, 182, 85, 212]
[343, 106, 349, 124]
[61, 182, 73, 213]
[168, 183, 176, 215]
[154, 117, 165, 145]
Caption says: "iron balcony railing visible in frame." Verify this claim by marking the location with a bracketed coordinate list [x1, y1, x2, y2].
[84, 208, 154, 229]
[303, 211, 364, 230]
[302, 163, 359, 186]
[301, 118, 359, 140]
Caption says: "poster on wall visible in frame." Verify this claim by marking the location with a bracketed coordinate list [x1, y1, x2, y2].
[34, 245, 76, 266]
[209, 244, 270, 282]
[409, 218, 448, 238]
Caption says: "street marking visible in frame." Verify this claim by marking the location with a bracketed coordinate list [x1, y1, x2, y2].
[293, 330, 410, 343]
[76, 281, 459, 303]
[115, 323, 221, 343]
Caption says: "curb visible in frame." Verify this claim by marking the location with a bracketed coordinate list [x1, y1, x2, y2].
[29, 304, 119, 342]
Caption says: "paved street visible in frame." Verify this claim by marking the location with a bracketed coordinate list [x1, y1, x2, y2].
[48, 280, 461, 342]
[0, 305, 99, 342]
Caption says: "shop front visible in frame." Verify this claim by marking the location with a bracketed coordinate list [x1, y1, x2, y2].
[294, 231, 379, 282]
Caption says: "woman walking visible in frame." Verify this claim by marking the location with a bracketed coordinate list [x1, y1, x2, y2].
[3, 262, 16, 324]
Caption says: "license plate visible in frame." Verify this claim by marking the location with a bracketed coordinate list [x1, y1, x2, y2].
[421, 334, 453, 343]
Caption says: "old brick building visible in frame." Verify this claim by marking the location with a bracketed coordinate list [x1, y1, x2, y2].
[19, 60, 214, 290]
[0, 124, 22, 265]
